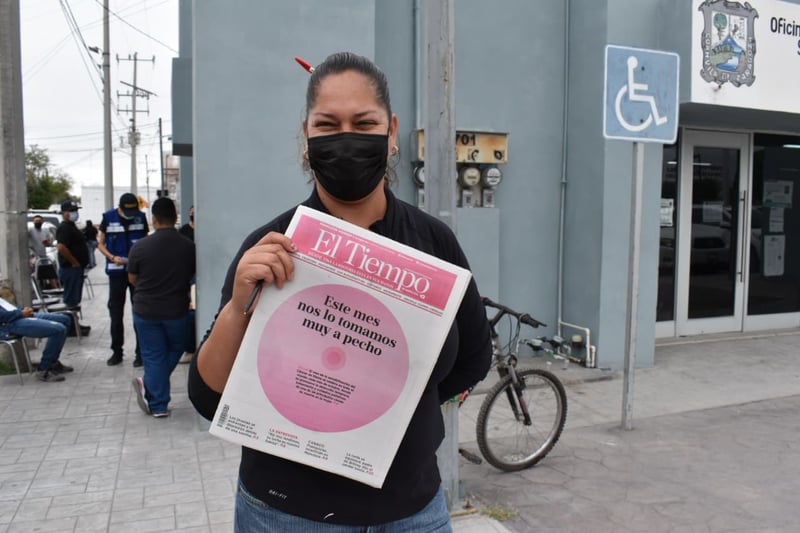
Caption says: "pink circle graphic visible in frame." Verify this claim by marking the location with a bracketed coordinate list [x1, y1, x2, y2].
[322, 347, 347, 371]
[257, 284, 409, 432]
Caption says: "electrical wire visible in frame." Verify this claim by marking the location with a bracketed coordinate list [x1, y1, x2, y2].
[92, 0, 178, 54]
[26, 119, 166, 142]
[23, 33, 72, 83]
[58, 0, 104, 106]
[60, 149, 104, 166]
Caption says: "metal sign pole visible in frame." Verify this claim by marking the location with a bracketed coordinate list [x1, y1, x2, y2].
[622, 141, 644, 430]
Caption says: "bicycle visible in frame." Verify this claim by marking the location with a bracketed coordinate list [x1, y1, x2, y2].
[461, 297, 568, 472]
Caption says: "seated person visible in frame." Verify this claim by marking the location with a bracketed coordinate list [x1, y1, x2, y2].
[0, 297, 74, 382]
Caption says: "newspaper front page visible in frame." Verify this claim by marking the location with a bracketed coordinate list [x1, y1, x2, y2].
[209, 206, 471, 488]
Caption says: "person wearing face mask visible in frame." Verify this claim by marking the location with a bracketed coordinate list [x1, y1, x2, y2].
[28, 215, 55, 260]
[55, 200, 89, 309]
[188, 52, 492, 532]
[28, 215, 59, 289]
[97, 193, 149, 367]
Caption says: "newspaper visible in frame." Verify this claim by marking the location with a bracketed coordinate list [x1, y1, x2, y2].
[209, 206, 472, 488]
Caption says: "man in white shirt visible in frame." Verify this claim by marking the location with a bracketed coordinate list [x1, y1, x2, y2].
[28, 216, 59, 289]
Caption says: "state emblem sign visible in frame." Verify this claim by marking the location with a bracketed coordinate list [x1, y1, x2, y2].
[698, 0, 758, 87]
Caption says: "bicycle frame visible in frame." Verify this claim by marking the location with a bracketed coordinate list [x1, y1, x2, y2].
[484, 298, 545, 426]
[460, 297, 569, 471]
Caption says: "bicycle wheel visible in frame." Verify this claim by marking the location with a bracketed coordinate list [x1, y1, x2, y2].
[476, 368, 567, 471]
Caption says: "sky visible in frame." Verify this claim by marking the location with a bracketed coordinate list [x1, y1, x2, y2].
[19, 0, 179, 197]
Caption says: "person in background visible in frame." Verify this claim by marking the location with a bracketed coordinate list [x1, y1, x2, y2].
[128, 197, 196, 418]
[178, 204, 196, 364]
[82, 219, 99, 269]
[178, 205, 195, 242]
[97, 193, 149, 367]
[28, 215, 59, 289]
[28, 215, 55, 259]
[0, 296, 73, 382]
[187, 51, 492, 532]
[55, 200, 88, 310]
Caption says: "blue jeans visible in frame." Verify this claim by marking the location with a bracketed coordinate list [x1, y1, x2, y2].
[58, 266, 84, 307]
[5, 313, 71, 370]
[133, 313, 189, 413]
[234, 481, 452, 533]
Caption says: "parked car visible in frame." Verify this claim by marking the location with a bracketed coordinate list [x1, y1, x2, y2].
[27, 209, 61, 227]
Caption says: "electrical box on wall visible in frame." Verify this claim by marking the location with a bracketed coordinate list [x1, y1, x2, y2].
[411, 130, 508, 209]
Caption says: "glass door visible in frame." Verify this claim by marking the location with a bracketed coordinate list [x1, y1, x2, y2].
[675, 130, 750, 335]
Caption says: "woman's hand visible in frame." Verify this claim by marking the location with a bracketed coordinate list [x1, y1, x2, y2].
[196, 231, 297, 393]
[232, 232, 297, 314]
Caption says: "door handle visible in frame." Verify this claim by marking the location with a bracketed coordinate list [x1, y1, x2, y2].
[739, 189, 748, 283]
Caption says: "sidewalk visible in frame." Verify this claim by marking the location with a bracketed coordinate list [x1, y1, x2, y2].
[0, 266, 798, 531]
[457, 330, 800, 532]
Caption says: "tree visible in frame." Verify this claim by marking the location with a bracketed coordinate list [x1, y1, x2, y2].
[26, 145, 74, 209]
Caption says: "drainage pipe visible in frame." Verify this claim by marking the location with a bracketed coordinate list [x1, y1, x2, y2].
[555, 0, 597, 367]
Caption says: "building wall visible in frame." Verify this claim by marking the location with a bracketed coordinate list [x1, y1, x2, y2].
[174, 0, 193, 227]
[189, 0, 743, 369]
[192, 0, 376, 329]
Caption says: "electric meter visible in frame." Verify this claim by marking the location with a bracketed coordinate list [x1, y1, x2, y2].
[481, 167, 503, 188]
[458, 166, 481, 188]
[413, 165, 425, 186]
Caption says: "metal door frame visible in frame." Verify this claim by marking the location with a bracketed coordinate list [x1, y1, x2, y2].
[674, 129, 751, 336]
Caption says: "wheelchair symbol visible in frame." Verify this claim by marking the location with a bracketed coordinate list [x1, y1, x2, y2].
[614, 56, 667, 132]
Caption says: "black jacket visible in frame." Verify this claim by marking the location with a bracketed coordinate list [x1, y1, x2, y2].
[188, 187, 491, 525]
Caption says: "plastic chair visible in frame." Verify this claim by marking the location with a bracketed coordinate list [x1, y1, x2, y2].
[0, 334, 33, 385]
[35, 258, 63, 296]
[29, 275, 82, 341]
[83, 270, 94, 299]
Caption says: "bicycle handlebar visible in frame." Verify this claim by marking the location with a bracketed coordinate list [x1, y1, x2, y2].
[481, 296, 546, 328]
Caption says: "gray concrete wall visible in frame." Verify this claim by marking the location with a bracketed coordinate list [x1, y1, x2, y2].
[174, 0, 193, 231]
[563, 0, 610, 365]
[561, 0, 673, 368]
[187, 0, 689, 369]
[192, 0, 375, 332]
[452, 0, 568, 329]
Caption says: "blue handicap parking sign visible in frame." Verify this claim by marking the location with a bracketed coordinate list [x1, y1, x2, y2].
[603, 45, 680, 144]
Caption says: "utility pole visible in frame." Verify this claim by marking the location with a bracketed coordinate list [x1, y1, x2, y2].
[158, 117, 164, 192]
[144, 154, 151, 205]
[89, 1, 114, 209]
[424, 0, 458, 511]
[117, 52, 155, 196]
[0, 0, 30, 303]
[101, 0, 113, 210]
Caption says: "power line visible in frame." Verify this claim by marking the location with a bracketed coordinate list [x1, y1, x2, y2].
[26, 118, 169, 141]
[22, 34, 72, 83]
[93, 0, 178, 54]
[59, 0, 104, 105]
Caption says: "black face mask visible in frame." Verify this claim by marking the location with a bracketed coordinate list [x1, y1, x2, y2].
[308, 132, 389, 202]
[34, 223, 43, 230]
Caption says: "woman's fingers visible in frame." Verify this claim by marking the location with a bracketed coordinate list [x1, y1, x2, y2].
[234, 232, 297, 306]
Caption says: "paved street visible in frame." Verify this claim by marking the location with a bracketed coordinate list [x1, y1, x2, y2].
[1, 266, 799, 531]
[457, 332, 800, 532]
[460, 394, 800, 532]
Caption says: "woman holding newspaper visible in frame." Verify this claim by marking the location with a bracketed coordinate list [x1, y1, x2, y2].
[188, 52, 492, 532]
